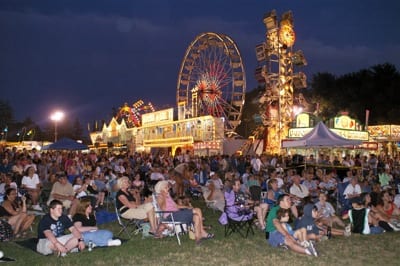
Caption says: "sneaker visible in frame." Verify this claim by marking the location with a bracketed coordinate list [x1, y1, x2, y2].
[70, 248, 79, 253]
[308, 241, 319, 257]
[301, 241, 310, 248]
[32, 204, 43, 211]
[278, 243, 289, 250]
[388, 223, 400, 232]
[107, 239, 122, 246]
[345, 224, 351, 233]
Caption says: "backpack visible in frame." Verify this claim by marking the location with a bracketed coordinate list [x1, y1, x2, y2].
[0, 219, 13, 241]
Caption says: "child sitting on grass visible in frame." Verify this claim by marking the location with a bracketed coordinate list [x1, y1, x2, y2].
[277, 208, 310, 248]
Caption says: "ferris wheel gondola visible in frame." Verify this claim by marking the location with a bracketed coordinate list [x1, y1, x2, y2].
[176, 32, 246, 134]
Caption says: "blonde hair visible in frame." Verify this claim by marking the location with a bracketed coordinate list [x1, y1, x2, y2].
[154, 180, 169, 194]
[117, 176, 130, 189]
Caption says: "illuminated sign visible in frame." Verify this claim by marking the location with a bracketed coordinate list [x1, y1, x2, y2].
[288, 127, 368, 141]
[330, 129, 369, 141]
[334, 115, 356, 130]
[288, 128, 312, 138]
[296, 113, 310, 128]
[142, 108, 174, 126]
[356, 142, 378, 150]
[368, 125, 400, 140]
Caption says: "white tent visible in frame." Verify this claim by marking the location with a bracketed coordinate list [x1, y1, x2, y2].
[281, 121, 362, 148]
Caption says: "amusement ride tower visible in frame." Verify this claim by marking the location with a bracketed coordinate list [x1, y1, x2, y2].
[255, 10, 307, 154]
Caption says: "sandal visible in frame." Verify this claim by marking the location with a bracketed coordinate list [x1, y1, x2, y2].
[201, 233, 214, 240]
[195, 239, 202, 245]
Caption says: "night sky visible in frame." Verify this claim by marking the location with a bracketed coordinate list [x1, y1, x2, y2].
[1, 0, 399, 130]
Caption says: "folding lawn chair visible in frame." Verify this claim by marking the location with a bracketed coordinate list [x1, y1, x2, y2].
[152, 193, 191, 245]
[220, 190, 254, 238]
[114, 200, 144, 238]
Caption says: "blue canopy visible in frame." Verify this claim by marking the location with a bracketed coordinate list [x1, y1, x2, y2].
[42, 138, 88, 150]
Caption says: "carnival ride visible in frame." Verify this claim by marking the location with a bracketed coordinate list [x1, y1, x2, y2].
[254, 10, 308, 154]
[116, 100, 155, 127]
[176, 32, 246, 135]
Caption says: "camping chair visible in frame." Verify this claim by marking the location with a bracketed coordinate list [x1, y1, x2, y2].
[114, 200, 143, 238]
[152, 193, 190, 245]
[219, 190, 254, 238]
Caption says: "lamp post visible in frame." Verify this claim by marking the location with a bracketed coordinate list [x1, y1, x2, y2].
[50, 111, 64, 142]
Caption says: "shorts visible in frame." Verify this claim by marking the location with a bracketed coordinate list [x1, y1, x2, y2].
[121, 202, 153, 220]
[37, 234, 74, 255]
[268, 230, 285, 247]
[166, 209, 193, 224]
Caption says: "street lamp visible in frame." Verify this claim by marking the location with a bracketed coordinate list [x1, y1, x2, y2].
[50, 111, 64, 142]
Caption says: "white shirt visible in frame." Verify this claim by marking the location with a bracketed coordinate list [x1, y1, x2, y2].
[150, 172, 165, 181]
[21, 174, 41, 189]
[343, 183, 361, 199]
[289, 183, 310, 199]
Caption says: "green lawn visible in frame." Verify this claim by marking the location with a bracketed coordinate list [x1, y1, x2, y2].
[1, 200, 400, 266]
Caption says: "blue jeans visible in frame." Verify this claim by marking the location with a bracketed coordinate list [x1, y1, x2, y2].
[82, 229, 113, 246]
[370, 226, 384, 234]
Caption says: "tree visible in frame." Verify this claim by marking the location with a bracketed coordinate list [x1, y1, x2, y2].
[0, 100, 14, 130]
[306, 63, 400, 124]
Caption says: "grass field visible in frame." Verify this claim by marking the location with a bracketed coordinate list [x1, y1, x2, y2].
[1, 200, 400, 266]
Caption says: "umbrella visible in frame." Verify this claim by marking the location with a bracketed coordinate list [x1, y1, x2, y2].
[42, 138, 88, 150]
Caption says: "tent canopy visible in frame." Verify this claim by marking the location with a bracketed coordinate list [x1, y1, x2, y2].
[282, 121, 362, 148]
[42, 138, 88, 150]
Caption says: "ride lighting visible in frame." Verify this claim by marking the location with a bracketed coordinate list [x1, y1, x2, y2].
[291, 50, 307, 66]
[255, 43, 266, 61]
[263, 9, 277, 30]
[293, 72, 307, 89]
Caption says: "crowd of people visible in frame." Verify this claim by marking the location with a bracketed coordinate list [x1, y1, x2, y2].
[1, 145, 400, 257]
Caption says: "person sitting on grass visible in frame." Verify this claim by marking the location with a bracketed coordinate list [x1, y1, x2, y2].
[347, 195, 386, 234]
[295, 202, 348, 240]
[154, 180, 214, 245]
[1, 188, 35, 238]
[314, 192, 347, 229]
[72, 197, 121, 248]
[37, 199, 85, 256]
[266, 194, 318, 257]
[345, 192, 396, 234]
[276, 208, 310, 248]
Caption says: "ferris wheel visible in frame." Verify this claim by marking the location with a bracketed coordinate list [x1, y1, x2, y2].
[176, 32, 246, 133]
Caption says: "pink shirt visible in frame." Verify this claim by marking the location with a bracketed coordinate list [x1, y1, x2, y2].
[163, 194, 178, 217]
